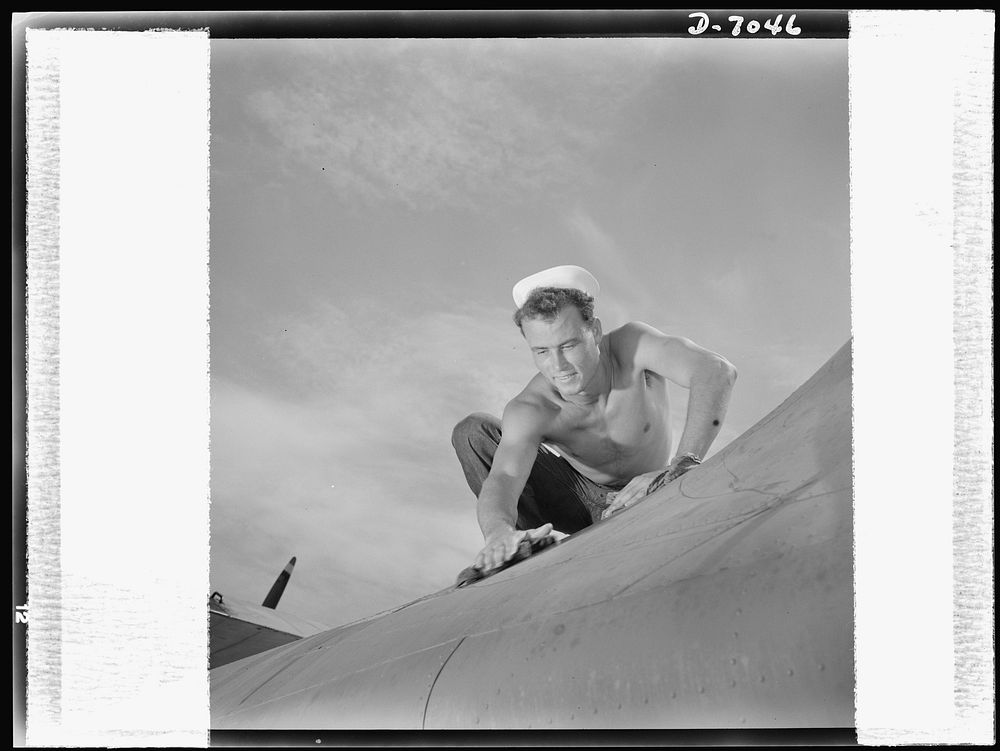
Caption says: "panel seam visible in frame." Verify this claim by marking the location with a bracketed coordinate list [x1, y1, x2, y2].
[421, 636, 466, 729]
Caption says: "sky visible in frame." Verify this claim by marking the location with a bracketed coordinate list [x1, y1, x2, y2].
[207, 37, 850, 628]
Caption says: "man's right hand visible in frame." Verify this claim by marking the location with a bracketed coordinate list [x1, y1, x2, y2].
[475, 523, 555, 572]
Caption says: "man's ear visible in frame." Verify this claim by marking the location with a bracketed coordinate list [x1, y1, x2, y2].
[591, 317, 603, 341]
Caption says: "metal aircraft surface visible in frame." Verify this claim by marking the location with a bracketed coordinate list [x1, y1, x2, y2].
[211, 340, 853, 729]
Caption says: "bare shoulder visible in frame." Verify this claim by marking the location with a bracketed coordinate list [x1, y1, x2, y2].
[609, 321, 734, 386]
[612, 320, 669, 344]
[605, 321, 669, 366]
[502, 379, 559, 438]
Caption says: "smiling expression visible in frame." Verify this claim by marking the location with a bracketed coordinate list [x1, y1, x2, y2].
[521, 306, 604, 399]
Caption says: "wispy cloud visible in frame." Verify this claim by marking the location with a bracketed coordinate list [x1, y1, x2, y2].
[704, 259, 750, 306]
[562, 207, 661, 327]
[239, 39, 668, 212]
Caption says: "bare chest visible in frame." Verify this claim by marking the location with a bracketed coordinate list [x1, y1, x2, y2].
[547, 370, 670, 483]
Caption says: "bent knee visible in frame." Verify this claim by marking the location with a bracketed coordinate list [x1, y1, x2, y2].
[451, 412, 499, 449]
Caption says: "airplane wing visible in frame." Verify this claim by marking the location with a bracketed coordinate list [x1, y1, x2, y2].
[211, 340, 854, 729]
[209, 557, 328, 669]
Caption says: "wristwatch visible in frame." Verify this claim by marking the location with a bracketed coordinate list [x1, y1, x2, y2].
[672, 452, 703, 469]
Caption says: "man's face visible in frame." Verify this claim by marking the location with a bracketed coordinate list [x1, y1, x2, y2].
[522, 306, 603, 397]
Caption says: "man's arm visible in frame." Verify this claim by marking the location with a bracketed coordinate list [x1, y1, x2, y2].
[628, 322, 737, 460]
[601, 323, 736, 518]
[473, 399, 554, 571]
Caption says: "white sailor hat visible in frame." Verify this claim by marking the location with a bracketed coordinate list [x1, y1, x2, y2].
[512, 265, 600, 308]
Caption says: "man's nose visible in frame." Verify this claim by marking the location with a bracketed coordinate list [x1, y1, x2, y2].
[553, 349, 568, 369]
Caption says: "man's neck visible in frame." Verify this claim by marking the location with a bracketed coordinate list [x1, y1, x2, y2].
[562, 343, 613, 408]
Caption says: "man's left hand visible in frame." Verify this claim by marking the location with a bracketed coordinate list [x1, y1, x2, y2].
[600, 454, 702, 520]
[647, 453, 702, 494]
[600, 470, 666, 519]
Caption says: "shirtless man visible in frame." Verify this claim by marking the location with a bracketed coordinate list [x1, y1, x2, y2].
[451, 265, 737, 573]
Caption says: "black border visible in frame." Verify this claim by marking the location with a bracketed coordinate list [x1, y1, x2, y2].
[211, 728, 859, 746]
[16, 10, 848, 39]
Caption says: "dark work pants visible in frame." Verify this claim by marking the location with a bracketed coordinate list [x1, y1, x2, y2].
[451, 412, 623, 534]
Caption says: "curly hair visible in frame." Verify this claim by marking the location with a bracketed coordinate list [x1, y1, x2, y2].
[513, 287, 596, 332]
